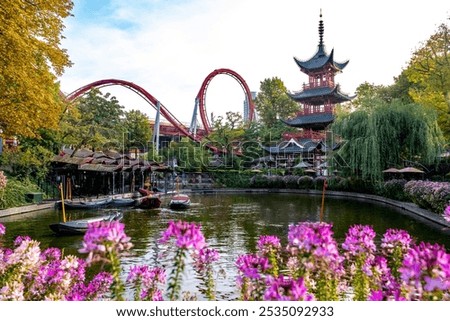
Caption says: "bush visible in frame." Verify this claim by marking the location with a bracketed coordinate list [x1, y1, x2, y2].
[267, 175, 284, 188]
[283, 175, 300, 189]
[404, 180, 450, 214]
[209, 170, 253, 188]
[249, 175, 269, 188]
[0, 177, 44, 209]
[380, 179, 409, 201]
[313, 176, 327, 189]
[297, 175, 314, 189]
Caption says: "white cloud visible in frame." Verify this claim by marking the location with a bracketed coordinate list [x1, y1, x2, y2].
[59, 0, 450, 124]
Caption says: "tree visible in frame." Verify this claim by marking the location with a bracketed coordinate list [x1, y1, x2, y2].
[0, 0, 73, 138]
[332, 98, 444, 182]
[61, 89, 125, 151]
[403, 20, 450, 140]
[205, 112, 245, 167]
[254, 77, 298, 127]
[161, 139, 211, 172]
[122, 110, 152, 151]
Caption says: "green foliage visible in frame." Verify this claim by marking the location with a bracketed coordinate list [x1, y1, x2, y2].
[122, 109, 152, 151]
[254, 77, 298, 127]
[297, 175, 314, 189]
[205, 112, 245, 167]
[403, 21, 450, 141]
[61, 89, 125, 151]
[0, 177, 43, 209]
[379, 179, 409, 201]
[0, 0, 73, 138]
[209, 170, 254, 188]
[161, 139, 211, 172]
[333, 97, 444, 182]
[0, 145, 53, 181]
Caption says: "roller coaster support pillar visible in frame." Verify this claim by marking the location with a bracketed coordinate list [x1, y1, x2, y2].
[189, 97, 199, 137]
[152, 100, 161, 155]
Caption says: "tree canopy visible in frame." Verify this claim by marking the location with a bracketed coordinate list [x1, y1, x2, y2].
[0, 0, 73, 138]
[253, 77, 298, 127]
[403, 20, 450, 141]
[61, 89, 125, 151]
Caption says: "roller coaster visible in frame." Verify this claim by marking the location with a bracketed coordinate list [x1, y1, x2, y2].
[66, 68, 255, 144]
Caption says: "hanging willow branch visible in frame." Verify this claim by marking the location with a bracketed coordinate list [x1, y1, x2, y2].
[332, 100, 444, 182]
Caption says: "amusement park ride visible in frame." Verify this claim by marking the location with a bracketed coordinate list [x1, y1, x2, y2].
[65, 68, 256, 148]
[65, 12, 351, 158]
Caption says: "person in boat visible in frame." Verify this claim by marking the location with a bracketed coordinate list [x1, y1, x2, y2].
[139, 177, 156, 196]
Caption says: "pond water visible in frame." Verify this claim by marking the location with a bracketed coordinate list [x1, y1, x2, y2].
[1, 192, 449, 300]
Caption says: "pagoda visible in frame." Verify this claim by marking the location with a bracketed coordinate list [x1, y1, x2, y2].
[283, 11, 354, 139]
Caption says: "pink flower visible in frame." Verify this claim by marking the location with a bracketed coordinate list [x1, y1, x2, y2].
[79, 221, 132, 264]
[0, 223, 5, 236]
[443, 205, 450, 222]
[159, 220, 205, 250]
[264, 276, 314, 301]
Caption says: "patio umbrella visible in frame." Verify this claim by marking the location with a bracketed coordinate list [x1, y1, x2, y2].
[399, 167, 424, 173]
[293, 161, 313, 168]
[383, 168, 400, 173]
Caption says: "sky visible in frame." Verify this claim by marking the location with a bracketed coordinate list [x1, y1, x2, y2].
[58, 0, 449, 125]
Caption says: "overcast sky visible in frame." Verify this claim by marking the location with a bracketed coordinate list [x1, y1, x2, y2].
[58, 0, 449, 124]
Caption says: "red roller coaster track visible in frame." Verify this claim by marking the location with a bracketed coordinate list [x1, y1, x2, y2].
[196, 68, 255, 134]
[66, 68, 255, 141]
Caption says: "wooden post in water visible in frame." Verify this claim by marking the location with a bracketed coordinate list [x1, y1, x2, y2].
[320, 179, 327, 222]
[60, 182, 66, 223]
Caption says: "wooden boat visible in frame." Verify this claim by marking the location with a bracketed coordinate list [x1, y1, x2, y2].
[111, 196, 136, 207]
[169, 193, 191, 210]
[63, 197, 113, 209]
[135, 188, 162, 209]
[49, 210, 123, 236]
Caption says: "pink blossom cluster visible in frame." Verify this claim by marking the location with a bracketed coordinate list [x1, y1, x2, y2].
[399, 242, 450, 300]
[444, 205, 450, 222]
[404, 180, 450, 213]
[0, 232, 113, 300]
[159, 220, 205, 250]
[127, 266, 166, 301]
[79, 220, 132, 265]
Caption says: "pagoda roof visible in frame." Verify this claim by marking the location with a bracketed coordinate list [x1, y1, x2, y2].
[281, 113, 335, 130]
[294, 45, 349, 72]
[288, 85, 354, 104]
[261, 139, 331, 155]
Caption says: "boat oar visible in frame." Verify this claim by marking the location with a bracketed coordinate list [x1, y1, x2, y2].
[60, 182, 66, 223]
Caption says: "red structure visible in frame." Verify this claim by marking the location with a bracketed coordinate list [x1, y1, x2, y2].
[66, 79, 198, 141]
[196, 68, 255, 135]
[283, 11, 353, 139]
[66, 68, 254, 141]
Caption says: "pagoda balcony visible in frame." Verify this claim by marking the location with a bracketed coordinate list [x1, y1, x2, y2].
[297, 106, 334, 116]
[302, 80, 334, 91]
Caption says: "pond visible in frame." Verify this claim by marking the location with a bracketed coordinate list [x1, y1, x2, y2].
[1, 192, 449, 300]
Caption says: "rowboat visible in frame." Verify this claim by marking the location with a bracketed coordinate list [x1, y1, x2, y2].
[135, 188, 162, 209]
[169, 193, 191, 210]
[49, 210, 123, 236]
[111, 196, 136, 207]
[63, 197, 113, 209]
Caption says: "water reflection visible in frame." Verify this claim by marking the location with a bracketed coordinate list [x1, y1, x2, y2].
[1, 193, 449, 299]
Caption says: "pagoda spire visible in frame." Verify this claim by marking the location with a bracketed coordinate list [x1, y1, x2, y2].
[318, 9, 324, 48]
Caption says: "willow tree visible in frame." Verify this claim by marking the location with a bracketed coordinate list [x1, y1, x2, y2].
[332, 100, 444, 182]
[0, 0, 73, 138]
